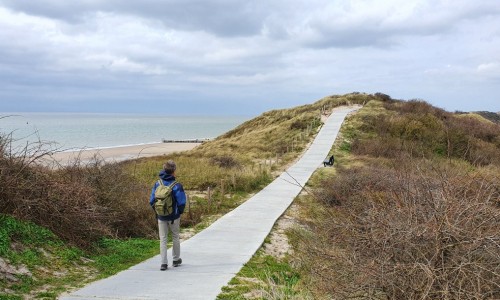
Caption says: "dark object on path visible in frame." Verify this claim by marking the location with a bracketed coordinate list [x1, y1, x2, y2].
[173, 258, 182, 267]
[323, 155, 334, 167]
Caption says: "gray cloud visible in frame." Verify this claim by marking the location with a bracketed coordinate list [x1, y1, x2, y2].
[3, 0, 499, 45]
[291, 0, 500, 48]
[0, 0, 499, 114]
[0, 0, 270, 37]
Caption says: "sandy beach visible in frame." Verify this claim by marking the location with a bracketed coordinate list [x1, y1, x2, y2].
[46, 142, 199, 166]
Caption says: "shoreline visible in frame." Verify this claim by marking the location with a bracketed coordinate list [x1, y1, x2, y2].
[58, 141, 163, 153]
[45, 142, 199, 166]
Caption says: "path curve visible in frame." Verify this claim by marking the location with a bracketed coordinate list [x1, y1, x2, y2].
[60, 106, 360, 300]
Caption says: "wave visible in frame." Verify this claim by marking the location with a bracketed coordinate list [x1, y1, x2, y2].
[60, 141, 163, 153]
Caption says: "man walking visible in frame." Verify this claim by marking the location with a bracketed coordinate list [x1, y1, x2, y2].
[150, 160, 186, 271]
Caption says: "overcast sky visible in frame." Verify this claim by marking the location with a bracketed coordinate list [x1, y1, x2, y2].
[0, 0, 499, 115]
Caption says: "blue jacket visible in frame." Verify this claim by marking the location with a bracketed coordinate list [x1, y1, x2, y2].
[149, 171, 186, 221]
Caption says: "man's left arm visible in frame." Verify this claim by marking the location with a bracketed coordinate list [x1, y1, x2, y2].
[174, 183, 187, 214]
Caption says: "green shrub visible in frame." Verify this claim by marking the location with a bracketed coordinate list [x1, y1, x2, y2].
[351, 100, 500, 166]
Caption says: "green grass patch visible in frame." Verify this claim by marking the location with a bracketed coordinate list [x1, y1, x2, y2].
[35, 291, 58, 299]
[0, 215, 161, 299]
[0, 214, 58, 257]
[92, 238, 159, 278]
[338, 140, 351, 152]
[218, 252, 303, 299]
[0, 295, 23, 300]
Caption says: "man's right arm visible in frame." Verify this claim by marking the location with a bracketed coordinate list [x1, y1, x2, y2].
[149, 182, 158, 207]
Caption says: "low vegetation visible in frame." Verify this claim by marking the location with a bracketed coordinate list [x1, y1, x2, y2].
[0, 147, 155, 249]
[457, 111, 500, 124]
[4, 93, 495, 299]
[0, 93, 374, 298]
[352, 100, 500, 166]
[0, 214, 158, 299]
[218, 252, 303, 300]
[291, 98, 500, 299]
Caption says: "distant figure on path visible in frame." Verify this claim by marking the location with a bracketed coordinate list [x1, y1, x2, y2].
[323, 155, 334, 167]
[150, 160, 186, 271]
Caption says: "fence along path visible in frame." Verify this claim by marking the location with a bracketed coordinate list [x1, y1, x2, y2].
[60, 106, 360, 300]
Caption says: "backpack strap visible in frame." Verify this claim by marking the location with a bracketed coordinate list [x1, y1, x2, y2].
[168, 181, 178, 189]
[167, 181, 178, 224]
[158, 180, 177, 188]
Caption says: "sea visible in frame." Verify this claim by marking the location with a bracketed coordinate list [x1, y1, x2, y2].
[0, 113, 250, 151]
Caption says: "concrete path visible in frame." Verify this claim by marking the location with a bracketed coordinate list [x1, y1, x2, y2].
[60, 106, 359, 300]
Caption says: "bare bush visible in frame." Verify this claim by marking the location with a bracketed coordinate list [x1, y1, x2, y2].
[290, 119, 308, 130]
[0, 133, 155, 248]
[374, 93, 392, 102]
[384, 100, 450, 120]
[300, 160, 500, 299]
[57, 157, 156, 240]
[351, 137, 404, 159]
[210, 155, 241, 169]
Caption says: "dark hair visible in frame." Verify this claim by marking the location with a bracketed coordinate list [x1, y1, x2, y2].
[163, 160, 177, 174]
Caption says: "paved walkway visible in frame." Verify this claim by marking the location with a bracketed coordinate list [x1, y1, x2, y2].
[60, 106, 359, 300]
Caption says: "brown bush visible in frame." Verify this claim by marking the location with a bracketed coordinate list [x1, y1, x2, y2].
[290, 119, 308, 130]
[57, 158, 156, 239]
[210, 155, 241, 169]
[0, 135, 156, 248]
[299, 160, 500, 299]
[468, 139, 500, 166]
[351, 137, 405, 158]
[374, 92, 393, 102]
[385, 100, 450, 120]
[442, 117, 500, 166]
[445, 115, 498, 143]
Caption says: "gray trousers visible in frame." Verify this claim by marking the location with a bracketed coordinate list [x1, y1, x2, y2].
[158, 218, 180, 265]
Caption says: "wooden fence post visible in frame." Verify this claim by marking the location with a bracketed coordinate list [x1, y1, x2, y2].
[187, 194, 192, 220]
[220, 179, 225, 201]
[207, 187, 212, 209]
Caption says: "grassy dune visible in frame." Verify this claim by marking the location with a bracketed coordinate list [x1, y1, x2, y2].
[4, 93, 494, 299]
[274, 99, 499, 299]
[218, 98, 499, 299]
[0, 93, 373, 299]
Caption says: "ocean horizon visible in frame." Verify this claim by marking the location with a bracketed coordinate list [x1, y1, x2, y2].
[0, 112, 250, 152]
